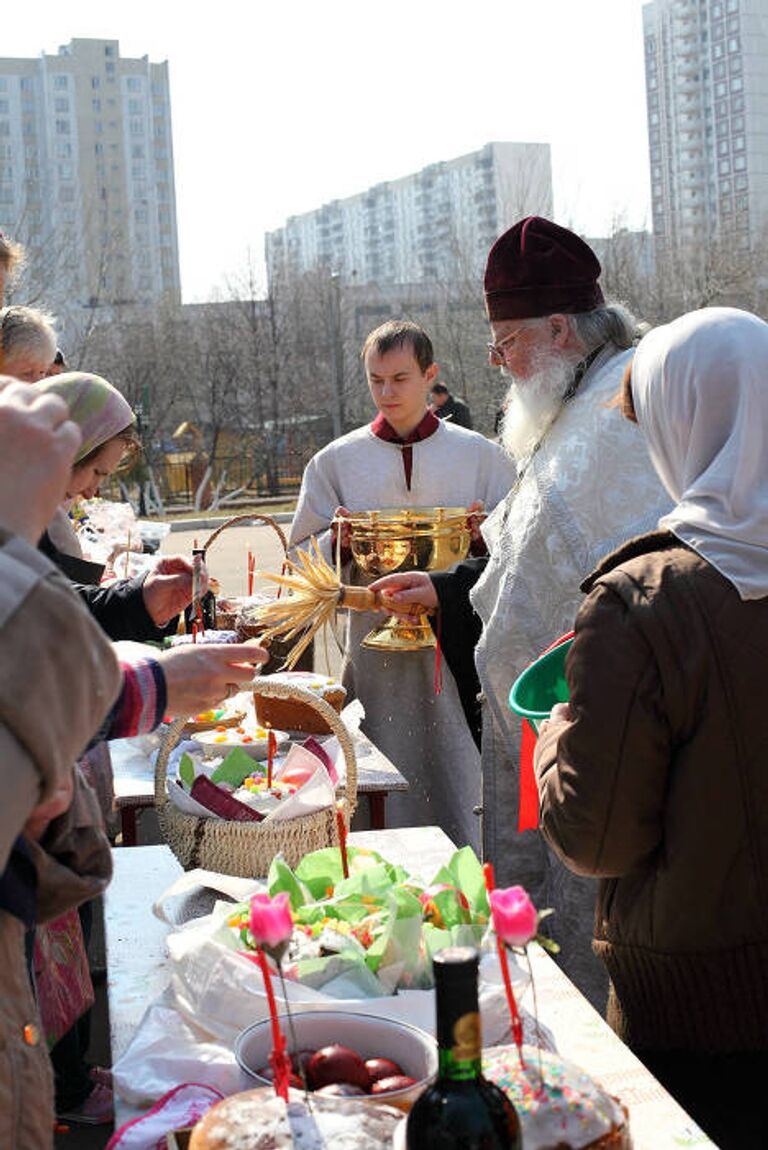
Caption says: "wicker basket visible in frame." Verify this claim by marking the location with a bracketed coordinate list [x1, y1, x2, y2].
[155, 679, 357, 877]
[202, 513, 313, 672]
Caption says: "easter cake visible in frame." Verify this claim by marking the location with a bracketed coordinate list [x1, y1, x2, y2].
[483, 1045, 631, 1149]
[254, 671, 347, 734]
[188, 1089, 403, 1150]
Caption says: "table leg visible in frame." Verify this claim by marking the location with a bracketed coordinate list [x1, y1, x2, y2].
[367, 792, 386, 831]
[120, 805, 139, 847]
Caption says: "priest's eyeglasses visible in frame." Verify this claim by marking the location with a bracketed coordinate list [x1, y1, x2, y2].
[487, 326, 526, 363]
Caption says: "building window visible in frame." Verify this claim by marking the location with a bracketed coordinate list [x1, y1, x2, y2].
[0, 100, 7, 115]
[106, 62, 115, 76]
[59, 185, 75, 203]
[734, 155, 746, 171]
[719, 159, 731, 175]
[713, 61, 726, 80]
[105, 44, 115, 57]
[713, 42, 724, 58]
[735, 174, 748, 190]
[56, 142, 72, 158]
[733, 134, 745, 151]
[715, 81, 727, 97]
[58, 162, 72, 179]
[128, 98, 143, 115]
[0, 123, 9, 139]
[92, 76, 100, 89]
[20, 77, 32, 92]
[728, 36, 739, 51]
[731, 76, 743, 92]
[54, 97, 69, 113]
[53, 75, 68, 90]
[0, 79, 6, 92]
[55, 119, 70, 135]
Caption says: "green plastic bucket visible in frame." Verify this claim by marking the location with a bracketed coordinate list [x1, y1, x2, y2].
[508, 636, 573, 733]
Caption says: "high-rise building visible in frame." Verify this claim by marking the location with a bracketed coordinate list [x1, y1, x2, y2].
[643, 0, 768, 256]
[0, 37, 180, 312]
[265, 142, 552, 288]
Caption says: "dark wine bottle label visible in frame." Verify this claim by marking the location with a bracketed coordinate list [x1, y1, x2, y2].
[451, 1011, 481, 1063]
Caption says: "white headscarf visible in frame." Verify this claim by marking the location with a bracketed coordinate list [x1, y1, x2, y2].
[631, 306, 768, 600]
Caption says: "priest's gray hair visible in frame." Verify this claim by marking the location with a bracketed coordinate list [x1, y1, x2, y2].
[568, 304, 640, 353]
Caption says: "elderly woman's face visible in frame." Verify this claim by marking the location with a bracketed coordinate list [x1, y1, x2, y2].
[66, 438, 126, 501]
[0, 348, 52, 384]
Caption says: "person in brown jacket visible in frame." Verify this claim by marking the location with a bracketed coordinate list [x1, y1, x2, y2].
[0, 379, 122, 1150]
[534, 307, 768, 1150]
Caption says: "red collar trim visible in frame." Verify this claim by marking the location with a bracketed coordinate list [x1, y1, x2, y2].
[370, 409, 440, 444]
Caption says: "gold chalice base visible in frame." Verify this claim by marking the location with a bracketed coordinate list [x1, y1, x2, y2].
[347, 507, 470, 652]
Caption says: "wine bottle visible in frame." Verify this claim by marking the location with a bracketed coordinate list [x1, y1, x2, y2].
[406, 946, 521, 1150]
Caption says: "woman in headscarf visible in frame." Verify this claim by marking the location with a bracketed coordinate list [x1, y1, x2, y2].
[35, 372, 197, 642]
[534, 307, 768, 1149]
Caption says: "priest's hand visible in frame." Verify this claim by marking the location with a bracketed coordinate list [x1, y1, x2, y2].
[538, 701, 573, 736]
[466, 500, 486, 546]
[369, 571, 438, 616]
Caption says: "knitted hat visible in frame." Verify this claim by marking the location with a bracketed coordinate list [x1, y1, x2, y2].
[484, 217, 604, 321]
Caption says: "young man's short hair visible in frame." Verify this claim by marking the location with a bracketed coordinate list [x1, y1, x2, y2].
[361, 320, 434, 373]
[430, 382, 449, 396]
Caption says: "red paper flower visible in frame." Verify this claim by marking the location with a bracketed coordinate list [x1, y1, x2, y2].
[488, 885, 538, 947]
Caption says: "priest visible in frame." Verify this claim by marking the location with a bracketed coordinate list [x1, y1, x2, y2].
[370, 220, 672, 1010]
[288, 320, 513, 849]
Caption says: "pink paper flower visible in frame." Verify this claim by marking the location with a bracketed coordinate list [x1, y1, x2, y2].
[489, 885, 538, 948]
[249, 892, 293, 956]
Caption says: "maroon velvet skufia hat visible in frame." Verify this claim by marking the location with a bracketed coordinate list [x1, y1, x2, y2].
[484, 216, 604, 322]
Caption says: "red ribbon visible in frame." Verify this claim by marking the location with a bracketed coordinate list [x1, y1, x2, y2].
[255, 947, 291, 1101]
[434, 609, 443, 696]
[484, 862, 525, 1068]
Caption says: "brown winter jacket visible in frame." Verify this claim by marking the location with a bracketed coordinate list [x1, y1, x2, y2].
[0, 530, 121, 1150]
[534, 531, 768, 1054]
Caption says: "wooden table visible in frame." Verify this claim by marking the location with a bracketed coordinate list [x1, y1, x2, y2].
[105, 835, 714, 1147]
[110, 730, 408, 845]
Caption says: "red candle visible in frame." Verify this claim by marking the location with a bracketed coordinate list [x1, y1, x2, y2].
[247, 550, 255, 597]
[255, 948, 291, 1100]
[484, 861, 525, 1067]
[267, 730, 276, 788]
[336, 804, 350, 879]
[191, 621, 198, 644]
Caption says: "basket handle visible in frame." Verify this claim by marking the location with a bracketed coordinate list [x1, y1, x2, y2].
[155, 681, 358, 827]
[202, 513, 288, 557]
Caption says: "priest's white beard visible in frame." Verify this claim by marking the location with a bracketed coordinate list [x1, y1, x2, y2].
[500, 353, 580, 464]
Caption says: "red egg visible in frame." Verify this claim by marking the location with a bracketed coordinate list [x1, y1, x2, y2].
[364, 1057, 404, 1086]
[370, 1074, 418, 1094]
[255, 1065, 303, 1090]
[315, 1082, 368, 1097]
[291, 1048, 316, 1077]
[307, 1044, 371, 1092]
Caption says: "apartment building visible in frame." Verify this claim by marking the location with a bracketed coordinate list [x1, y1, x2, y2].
[643, 0, 768, 255]
[265, 142, 552, 287]
[0, 37, 180, 311]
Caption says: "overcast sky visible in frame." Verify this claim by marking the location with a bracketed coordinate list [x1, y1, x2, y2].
[5, 0, 652, 302]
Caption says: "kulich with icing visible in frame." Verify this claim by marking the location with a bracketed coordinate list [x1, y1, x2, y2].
[188, 1089, 403, 1150]
[483, 1045, 630, 1149]
[254, 671, 347, 734]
